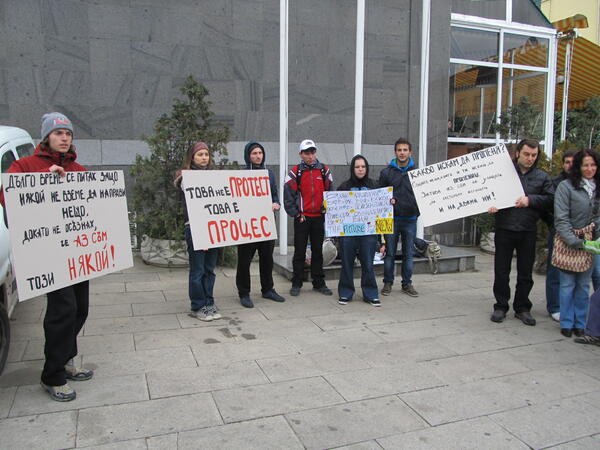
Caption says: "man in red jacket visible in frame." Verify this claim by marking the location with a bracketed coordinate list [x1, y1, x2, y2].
[284, 139, 333, 297]
[2, 112, 92, 402]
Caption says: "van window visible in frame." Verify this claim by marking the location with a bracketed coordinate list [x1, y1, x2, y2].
[1, 151, 16, 173]
[16, 143, 34, 158]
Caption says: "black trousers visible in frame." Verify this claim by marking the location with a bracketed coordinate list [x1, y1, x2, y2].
[236, 239, 275, 297]
[292, 215, 325, 288]
[493, 229, 536, 313]
[41, 281, 89, 386]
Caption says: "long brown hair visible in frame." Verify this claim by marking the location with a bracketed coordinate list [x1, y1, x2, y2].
[182, 141, 214, 169]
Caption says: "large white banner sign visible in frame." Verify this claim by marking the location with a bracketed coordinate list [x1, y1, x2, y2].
[324, 187, 394, 237]
[409, 144, 525, 227]
[182, 169, 277, 249]
[2, 171, 134, 301]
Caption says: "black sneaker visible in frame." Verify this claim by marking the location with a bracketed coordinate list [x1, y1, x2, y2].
[313, 286, 333, 296]
[290, 286, 301, 296]
[490, 309, 506, 323]
[515, 311, 536, 326]
[364, 298, 381, 307]
[262, 290, 285, 302]
[240, 296, 254, 308]
[338, 297, 349, 305]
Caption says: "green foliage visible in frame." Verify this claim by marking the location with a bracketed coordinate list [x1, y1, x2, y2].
[566, 97, 600, 149]
[131, 76, 230, 241]
[492, 96, 544, 143]
[474, 212, 495, 234]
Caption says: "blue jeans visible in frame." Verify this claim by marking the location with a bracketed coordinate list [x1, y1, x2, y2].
[545, 231, 560, 314]
[559, 268, 591, 329]
[383, 219, 416, 286]
[338, 235, 379, 301]
[592, 255, 600, 292]
[185, 226, 218, 311]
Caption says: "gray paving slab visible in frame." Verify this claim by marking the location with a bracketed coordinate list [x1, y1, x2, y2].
[84, 346, 197, 377]
[334, 441, 384, 450]
[90, 282, 126, 294]
[401, 367, 600, 426]
[232, 317, 324, 339]
[501, 340, 600, 370]
[9, 373, 148, 417]
[76, 393, 222, 447]
[9, 321, 45, 340]
[369, 317, 465, 342]
[89, 290, 166, 306]
[131, 299, 190, 316]
[0, 386, 16, 418]
[257, 298, 344, 320]
[23, 333, 136, 361]
[376, 417, 529, 449]
[134, 327, 237, 350]
[78, 439, 148, 449]
[346, 338, 458, 367]
[308, 310, 399, 331]
[284, 327, 385, 353]
[6, 339, 27, 362]
[146, 360, 269, 398]
[83, 314, 181, 335]
[286, 396, 428, 450]
[178, 416, 305, 449]
[0, 410, 77, 449]
[490, 397, 600, 449]
[190, 339, 300, 365]
[10, 303, 44, 323]
[256, 348, 370, 382]
[146, 433, 178, 450]
[430, 328, 531, 355]
[324, 363, 446, 401]
[212, 376, 345, 423]
[420, 350, 531, 384]
[548, 435, 600, 449]
[0, 360, 44, 387]
[88, 303, 133, 319]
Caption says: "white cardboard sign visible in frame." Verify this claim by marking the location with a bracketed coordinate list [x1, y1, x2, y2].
[182, 169, 278, 249]
[409, 143, 525, 227]
[324, 187, 394, 237]
[2, 171, 134, 301]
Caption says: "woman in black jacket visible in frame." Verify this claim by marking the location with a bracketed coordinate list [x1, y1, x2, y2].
[336, 155, 380, 306]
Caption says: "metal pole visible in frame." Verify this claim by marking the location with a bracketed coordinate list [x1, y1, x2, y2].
[417, 0, 431, 239]
[279, 0, 289, 255]
[560, 38, 572, 142]
[353, 0, 366, 156]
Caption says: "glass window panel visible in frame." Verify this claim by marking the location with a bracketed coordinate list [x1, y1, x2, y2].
[500, 68, 546, 140]
[449, 63, 498, 139]
[512, 1, 553, 28]
[16, 143, 33, 158]
[1, 151, 15, 174]
[503, 33, 548, 67]
[451, 27, 499, 62]
[451, 0, 506, 20]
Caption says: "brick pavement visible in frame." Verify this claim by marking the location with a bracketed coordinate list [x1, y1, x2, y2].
[1, 251, 600, 449]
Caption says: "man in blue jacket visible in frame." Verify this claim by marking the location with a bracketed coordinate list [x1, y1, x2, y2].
[379, 138, 420, 297]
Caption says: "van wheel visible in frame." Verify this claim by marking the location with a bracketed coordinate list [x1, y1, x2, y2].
[0, 301, 9, 376]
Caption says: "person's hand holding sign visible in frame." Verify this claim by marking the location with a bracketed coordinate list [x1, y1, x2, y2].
[272, 203, 280, 212]
[49, 164, 66, 178]
[487, 207, 498, 214]
[515, 196, 529, 208]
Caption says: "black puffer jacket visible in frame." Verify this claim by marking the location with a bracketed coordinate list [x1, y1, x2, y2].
[494, 163, 554, 232]
[378, 157, 419, 218]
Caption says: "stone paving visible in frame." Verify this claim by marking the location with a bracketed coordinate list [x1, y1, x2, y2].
[1, 251, 600, 449]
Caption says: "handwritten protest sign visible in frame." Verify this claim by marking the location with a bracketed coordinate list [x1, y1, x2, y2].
[409, 143, 524, 227]
[2, 171, 134, 301]
[324, 187, 393, 237]
[182, 169, 277, 249]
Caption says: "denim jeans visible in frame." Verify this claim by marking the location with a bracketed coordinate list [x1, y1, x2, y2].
[592, 254, 600, 292]
[383, 219, 416, 286]
[559, 268, 591, 329]
[545, 231, 560, 314]
[185, 226, 218, 310]
[338, 235, 379, 301]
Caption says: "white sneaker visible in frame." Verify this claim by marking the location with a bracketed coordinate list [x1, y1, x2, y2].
[550, 312, 560, 322]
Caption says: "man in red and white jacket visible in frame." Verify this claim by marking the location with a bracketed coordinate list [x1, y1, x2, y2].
[284, 139, 333, 297]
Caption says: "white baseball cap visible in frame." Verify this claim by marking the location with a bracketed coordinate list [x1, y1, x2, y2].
[299, 139, 317, 152]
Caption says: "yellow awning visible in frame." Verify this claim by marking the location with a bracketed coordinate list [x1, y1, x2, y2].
[556, 36, 600, 110]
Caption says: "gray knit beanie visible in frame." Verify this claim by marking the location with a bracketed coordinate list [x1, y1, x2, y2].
[41, 112, 73, 139]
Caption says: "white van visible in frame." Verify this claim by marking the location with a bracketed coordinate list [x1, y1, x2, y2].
[0, 126, 35, 374]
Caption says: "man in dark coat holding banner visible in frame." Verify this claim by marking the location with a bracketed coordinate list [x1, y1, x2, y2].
[488, 139, 554, 326]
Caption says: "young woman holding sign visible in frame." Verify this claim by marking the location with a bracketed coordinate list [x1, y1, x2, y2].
[0, 112, 92, 402]
[174, 142, 221, 322]
[336, 155, 381, 306]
